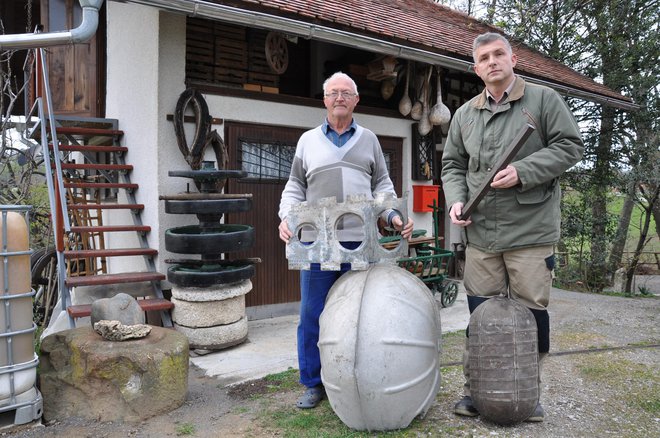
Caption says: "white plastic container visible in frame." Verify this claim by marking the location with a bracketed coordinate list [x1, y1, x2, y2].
[319, 264, 441, 431]
[0, 210, 37, 399]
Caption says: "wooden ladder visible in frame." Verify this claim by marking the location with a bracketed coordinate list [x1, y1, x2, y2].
[42, 121, 173, 327]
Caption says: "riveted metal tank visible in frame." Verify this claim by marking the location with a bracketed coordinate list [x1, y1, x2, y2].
[318, 264, 441, 431]
[468, 297, 539, 425]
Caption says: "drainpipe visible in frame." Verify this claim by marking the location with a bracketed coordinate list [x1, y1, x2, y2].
[0, 0, 105, 50]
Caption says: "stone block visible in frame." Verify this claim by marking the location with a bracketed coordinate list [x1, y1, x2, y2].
[39, 326, 188, 423]
[171, 295, 245, 327]
[174, 317, 248, 350]
[91, 292, 145, 326]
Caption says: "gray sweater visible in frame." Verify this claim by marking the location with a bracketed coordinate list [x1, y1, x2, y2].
[279, 124, 396, 241]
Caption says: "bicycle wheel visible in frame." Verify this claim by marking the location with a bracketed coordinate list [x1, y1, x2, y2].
[31, 247, 48, 267]
[32, 248, 58, 328]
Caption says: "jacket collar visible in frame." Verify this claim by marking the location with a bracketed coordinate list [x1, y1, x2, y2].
[472, 76, 526, 109]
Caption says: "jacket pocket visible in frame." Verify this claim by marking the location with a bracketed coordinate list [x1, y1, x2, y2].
[468, 156, 480, 172]
[516, 183, 552, 205]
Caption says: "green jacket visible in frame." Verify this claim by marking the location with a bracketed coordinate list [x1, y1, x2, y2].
[441, 76, 584, 252]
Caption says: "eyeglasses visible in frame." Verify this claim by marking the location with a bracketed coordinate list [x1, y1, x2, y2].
[324, 90, 357, 100]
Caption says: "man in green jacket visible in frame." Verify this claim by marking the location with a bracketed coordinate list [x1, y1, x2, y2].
[441, 32, 584, 422]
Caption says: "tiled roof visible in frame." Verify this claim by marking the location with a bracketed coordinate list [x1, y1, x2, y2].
[209, 0, 631, 105]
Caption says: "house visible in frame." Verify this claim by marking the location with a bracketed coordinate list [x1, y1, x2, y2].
[2, 0, 633, 320]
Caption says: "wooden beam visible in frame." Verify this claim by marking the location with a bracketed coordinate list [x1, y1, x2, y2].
[459, 123, 536, 221]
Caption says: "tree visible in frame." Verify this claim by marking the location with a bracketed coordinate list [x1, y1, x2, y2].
[433, 0, 479, 16]
[607, 180, 636, 278]
[477, 0, 659, 292]
[1, 29, 52, 247]
[592, 1, 659, 292]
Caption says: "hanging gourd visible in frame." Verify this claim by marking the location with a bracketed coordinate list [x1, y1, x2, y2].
[429, 67, 451, 127]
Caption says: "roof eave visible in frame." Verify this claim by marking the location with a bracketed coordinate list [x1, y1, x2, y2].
[519, 76, 637, 111]
[119, 0, 638, 111]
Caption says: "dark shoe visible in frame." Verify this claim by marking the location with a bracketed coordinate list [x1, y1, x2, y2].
[454, 396, 479, 417]
[296, 385, 325, 409]
[525, 402, 545, 422]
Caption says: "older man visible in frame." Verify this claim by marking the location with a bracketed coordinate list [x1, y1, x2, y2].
[279, 72, 413, 409]
[441, 33, 584, 422]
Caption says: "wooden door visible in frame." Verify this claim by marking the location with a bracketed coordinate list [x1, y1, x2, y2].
[225, 122, 304, 307]
[226, 121, 403, 308]
[41, 0, 105, 117]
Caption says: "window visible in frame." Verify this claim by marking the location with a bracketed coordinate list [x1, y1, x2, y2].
[239, 139, 296, 182]
[383, 152, 393, 177]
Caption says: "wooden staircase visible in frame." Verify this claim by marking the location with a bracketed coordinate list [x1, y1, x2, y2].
[37, 118, 173, 327]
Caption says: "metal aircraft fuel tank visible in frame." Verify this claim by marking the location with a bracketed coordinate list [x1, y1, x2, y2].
[318, 264, 441, 431]
[468, 296, 539, 425]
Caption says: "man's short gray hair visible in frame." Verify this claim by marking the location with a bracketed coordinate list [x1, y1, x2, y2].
[323, 72, 359, 95]
[472, 32, 512, 62]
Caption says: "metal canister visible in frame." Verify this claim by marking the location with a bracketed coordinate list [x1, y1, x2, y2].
[468, 296, 538, 425]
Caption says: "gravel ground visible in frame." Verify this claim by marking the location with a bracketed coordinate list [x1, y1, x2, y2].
[5, 287, 659, 437]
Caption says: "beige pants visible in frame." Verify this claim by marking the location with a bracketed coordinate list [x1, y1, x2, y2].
[462, 244, 554, 397]
[463, 244, 554, 310]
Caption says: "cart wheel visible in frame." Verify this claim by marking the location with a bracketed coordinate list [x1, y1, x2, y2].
[440, 280, 458, 308]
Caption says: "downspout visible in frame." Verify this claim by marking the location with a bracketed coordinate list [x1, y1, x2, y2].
[0, 0, 105, 50]
[116, 0, 637, 110]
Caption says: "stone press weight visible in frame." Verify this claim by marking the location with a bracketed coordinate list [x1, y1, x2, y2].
[161, 161, 257, 350]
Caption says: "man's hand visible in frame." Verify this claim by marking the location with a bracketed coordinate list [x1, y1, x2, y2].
[391, 216, 414, 240]
[449, 202, 472, 227]
[491, 165, 519, 189]
[278, 218, 293, 244]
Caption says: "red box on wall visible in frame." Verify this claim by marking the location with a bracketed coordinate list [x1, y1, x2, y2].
[412, 185, 440, 212]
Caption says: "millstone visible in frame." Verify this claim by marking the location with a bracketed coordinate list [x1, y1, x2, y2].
[39, 326, 189, 423]
[171, 294, 245, 327]
[174, 316, 248, 350]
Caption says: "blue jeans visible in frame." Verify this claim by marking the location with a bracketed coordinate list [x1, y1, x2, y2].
[297, 242, 359, 388]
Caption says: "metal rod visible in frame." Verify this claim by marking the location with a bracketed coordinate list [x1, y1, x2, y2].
[39, 48, 70, 231]
[36, 98, 60, 235]
[0, 324, 37, 338]
[164, 257, 262, 265]
[159, 193, 253, 200]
